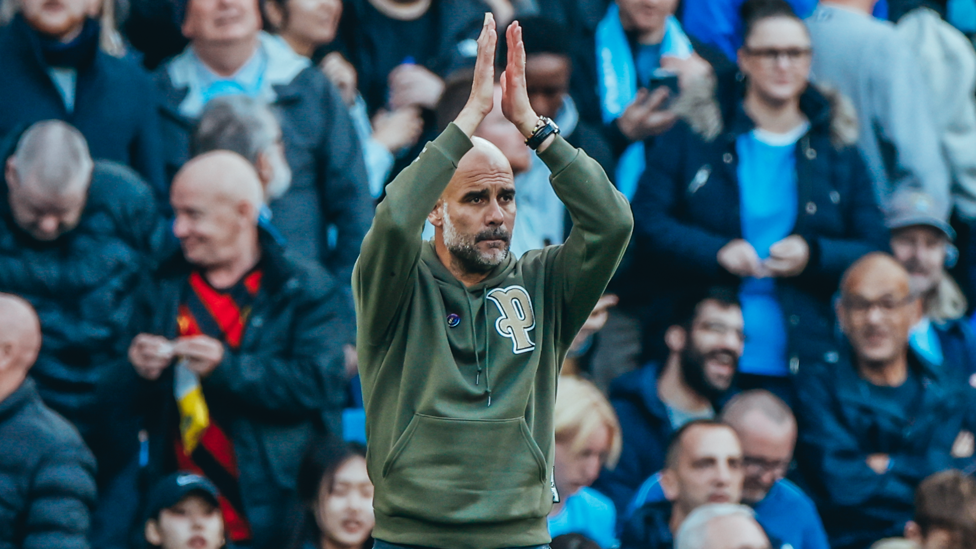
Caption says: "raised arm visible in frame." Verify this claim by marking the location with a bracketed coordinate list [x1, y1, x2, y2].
[500, 22, 634, 345]
[353, 14, 497, 346]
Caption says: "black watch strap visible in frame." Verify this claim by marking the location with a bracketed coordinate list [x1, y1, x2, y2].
[526, 117, 560, 150]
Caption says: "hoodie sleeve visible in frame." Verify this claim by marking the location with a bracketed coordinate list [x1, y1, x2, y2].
[537, 134, 634, 347]
[353, 123, 472, 346]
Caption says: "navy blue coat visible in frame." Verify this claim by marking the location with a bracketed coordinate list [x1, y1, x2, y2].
[0, 379, 96, 549]
[631, 77, 888, 372]
[133, 232, 349, 549]
[0, 15, 166, 197]
[794, 347, 976, 549]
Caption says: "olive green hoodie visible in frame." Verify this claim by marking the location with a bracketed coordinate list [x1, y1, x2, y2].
[353, 123, 633, 549]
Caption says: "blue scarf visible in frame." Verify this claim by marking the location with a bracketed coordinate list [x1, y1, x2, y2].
[596, 4, 692, 199]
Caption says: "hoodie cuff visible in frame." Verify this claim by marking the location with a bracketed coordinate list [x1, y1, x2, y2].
[537, 134, 578, 177]
[439, 123, 475, 166]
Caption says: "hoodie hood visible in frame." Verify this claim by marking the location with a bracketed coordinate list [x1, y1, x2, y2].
[671, 70, 859, 149]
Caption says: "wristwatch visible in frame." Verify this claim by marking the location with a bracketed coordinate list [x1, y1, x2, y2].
[525, 116, 560, 150]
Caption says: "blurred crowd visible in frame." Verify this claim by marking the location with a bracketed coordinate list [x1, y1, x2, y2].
[2, 0, 976, 548]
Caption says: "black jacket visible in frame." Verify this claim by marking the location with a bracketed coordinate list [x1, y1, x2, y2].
[0, 155, 170, 476]
[0, 379, 97, 549]
[619, 499, 674, 549]
[0, 15, 166, 197]
[794, 347, 976, 549]
[631, 76, 888, 370]
[155, 38, 373, 286]
[135, 233, 349, 549]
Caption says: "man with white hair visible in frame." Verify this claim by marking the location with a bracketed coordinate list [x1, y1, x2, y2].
[676, 504, 772, 549]
[128, 151, 349, 548]
[0, 120, 169, 549]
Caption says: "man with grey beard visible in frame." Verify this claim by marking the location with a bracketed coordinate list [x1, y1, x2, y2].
[353, 15, 633, 548]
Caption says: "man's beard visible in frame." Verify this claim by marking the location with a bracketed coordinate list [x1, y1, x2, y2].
[902, 258, 940, 297]
[680, 343, 737, 402]
[264, 145, 293, 201]
[442, 206, 510, 274]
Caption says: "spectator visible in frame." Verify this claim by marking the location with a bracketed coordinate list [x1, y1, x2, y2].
[904, 470, 976, 549]
[678, 0, 818, 62]
[675, 504, 773, 549]
[144, 473, 227, 549]
[550, 376, 622, 549]
[335, 0, 488, 179]
[595, 287, 743, 513]
[805, 0, 952, 218]
[0, 0, 166, 198]
[896, 4, 976, 223]
[263, 0, 423, 198]
[628, 391, 830, 549]
[0, 120, 169, 549]
[286, 437, 374, 549]
[128, 152, 348, 548]
[494, 15, 615, 257]
[633, 0, 887, 397]
[155, 0, 372, 286]
[0, 294, 96, 549]
[620, 420, 744, 549]
[795, 253, 976, 549]
[590, 0, 714, 199]
[886, 191, 976, 378]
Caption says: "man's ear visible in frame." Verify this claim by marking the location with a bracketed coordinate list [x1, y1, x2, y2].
[428, 201, 445, 228]
[665, 325, 686, 354]
[660, 470, 679, 502]
[0, 342, 15, 374]
[904, 520, 923, 544]
[254, 151, 274, 193]
[5, 158, 18, 191]
[145, 519, 162, 546]
[263, 0, 285, 30]
[835, 298, 848, 335]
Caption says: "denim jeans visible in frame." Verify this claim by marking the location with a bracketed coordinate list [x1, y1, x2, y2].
[373, 540, 550, 549]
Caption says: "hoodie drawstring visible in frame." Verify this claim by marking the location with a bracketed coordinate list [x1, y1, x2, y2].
[463, 289, 492, 407]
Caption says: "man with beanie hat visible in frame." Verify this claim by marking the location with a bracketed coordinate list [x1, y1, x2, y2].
[887, 190, 976, 384]
[0, 0, 167, 201]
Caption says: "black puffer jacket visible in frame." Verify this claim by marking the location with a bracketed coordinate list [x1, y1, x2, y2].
[133, 232, 349, 549]
[0, 154, 171, 477]
[0, 379, 97, 549]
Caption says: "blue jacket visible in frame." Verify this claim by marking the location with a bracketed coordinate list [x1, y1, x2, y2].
[627, 474, 830, 549]
[794, 346, 976, 549]
[593, 363, 676, 516]
[0, 15, 166, 197]
[631, 75, 888, 372]
[155, 37, 373, 287]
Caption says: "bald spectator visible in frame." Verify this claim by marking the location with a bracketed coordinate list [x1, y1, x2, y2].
[129, 152, 348, 549]
[155, 0, 372, 286]
[0, 0, 166, 198]
[0, 294, 97, 549]
[676, 504, 773, 549]
[628, 391, 829, 549]
[620, 420, 744, 549]
[0, 120, 169, 549]
[795, 253, 976, 549]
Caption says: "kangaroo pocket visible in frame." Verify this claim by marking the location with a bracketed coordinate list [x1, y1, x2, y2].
[376, 414, 550, 524]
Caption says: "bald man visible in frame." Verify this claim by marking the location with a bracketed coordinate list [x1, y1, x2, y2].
[795, 252, 976, 549]
[0, 119, 169, 549]
[128, 151, 349, 548]
[0, 294, 97, 549]
[353, 16, 632, 549]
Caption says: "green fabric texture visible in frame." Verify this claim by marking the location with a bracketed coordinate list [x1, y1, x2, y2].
[353, 123, 633, 549]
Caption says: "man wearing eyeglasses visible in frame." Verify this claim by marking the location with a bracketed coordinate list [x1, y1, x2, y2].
[622, 390, 830, 549]
[795, 252, 976, 549]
